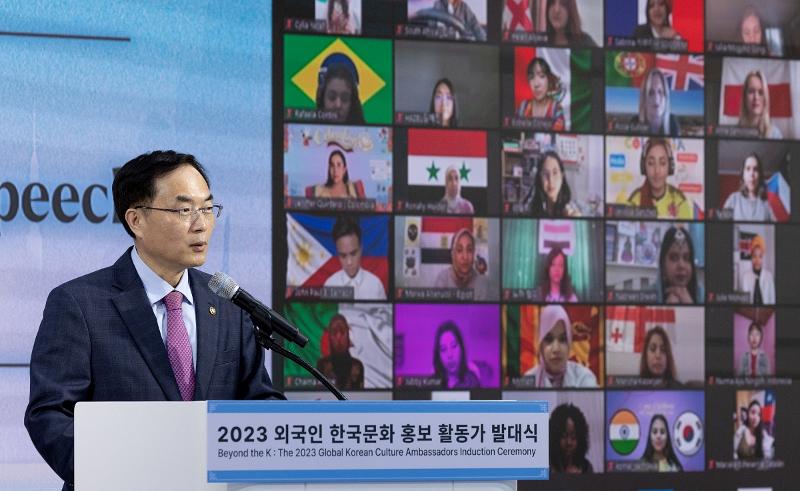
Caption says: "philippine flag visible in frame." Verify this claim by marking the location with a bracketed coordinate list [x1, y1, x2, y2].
[286, 213, 389, 292]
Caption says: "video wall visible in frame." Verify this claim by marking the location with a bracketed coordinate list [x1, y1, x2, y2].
[274, 0, 800, 487]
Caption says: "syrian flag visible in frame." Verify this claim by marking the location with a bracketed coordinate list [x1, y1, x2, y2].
[719, 57, 794, 138]
[514, 46, 592, 131]
[609, 409, 640, 456]
[283, 302, 393, 389]
[286, 213, 389, 292]
[407, 129, 487, 187]
[767, 170, 790, 222]
[606, 306, 676, 353]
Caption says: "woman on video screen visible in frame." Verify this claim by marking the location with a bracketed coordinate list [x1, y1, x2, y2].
[633, 0, 681, 40]
[528, 151, 580, 217]
[627, 138, 692, 219]
[658, 226, 698, 305]
[432, 321, 480, 389]
[316, 53, 365, 124]
[739, 234, 775, 305]
[536, 247, 579, 303]
[734, 398, 774, 460]
[737, 321, 771, 377]
[633, 69, 680, 136]
[429, 78, 458, 128]
[550, 403, 594, 474]
[723, 153, 775, 222]
[640, 414, 683, 471]
[314, 148, 359, 199]
[326, 0, 360, 35]
[738, 71, 783, 139]
[639, 326, 680, 386]
[740, 5, 765, 46]
[433, 228, 489, 299]
[525, 305, 597, 388]
[546, 0, 597, 47]
[517, 57, 566, 131]
[440, 166, 474, 214]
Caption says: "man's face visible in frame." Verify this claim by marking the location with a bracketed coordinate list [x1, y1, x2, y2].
[133, 165, 215, 280]
[329, 318, 350, 354]
[335, 232, 362, 278]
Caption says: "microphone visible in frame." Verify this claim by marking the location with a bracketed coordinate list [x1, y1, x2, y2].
[208, 272, 308, 347]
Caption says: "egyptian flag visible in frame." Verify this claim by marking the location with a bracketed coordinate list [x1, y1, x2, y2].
[767, 170, 790, 222]
[406, 128, 487, 210]
[283, 302, 393, 389]
[514, 46, 592, 131]
[719, 57, 794, 138]
[606, 306, 676, 353]
[418, 216, 474, 278]
[604, 0, 704, 52]
[286, 213, 389, 293]
[284, 34, 393, 123]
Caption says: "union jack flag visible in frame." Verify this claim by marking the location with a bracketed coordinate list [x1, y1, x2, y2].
[655, 54, 704, 91]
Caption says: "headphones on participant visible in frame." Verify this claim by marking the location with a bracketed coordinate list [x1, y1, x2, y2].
[316, 52, 359, 99]
[639, 137, 675, 175]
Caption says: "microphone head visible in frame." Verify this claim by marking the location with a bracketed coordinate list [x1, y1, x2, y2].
[208, 272, 240, 300]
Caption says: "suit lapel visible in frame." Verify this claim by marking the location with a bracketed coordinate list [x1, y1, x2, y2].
[111, 248, 182, 401]
[190, 269, 219, 400]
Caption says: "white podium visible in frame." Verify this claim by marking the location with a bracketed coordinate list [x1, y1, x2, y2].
[75, 401, 518, 491]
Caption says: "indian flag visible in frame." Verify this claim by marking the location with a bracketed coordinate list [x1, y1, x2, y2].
[609, 409, 640, 456]
[283, 302, 393, 389]
[514, 46, 592, 131]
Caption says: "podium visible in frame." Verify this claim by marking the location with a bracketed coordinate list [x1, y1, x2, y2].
[75, 401, 538, 490]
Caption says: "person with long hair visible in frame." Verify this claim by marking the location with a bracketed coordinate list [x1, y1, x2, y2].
[740, 5, 765, 46]
[633, 0, 681, 40]
[738, 70, 783, 139]
[640, 414, 683, 471]
[739, 234, 775, 305]
[639, 326, 679, 386]
[658, 226, 698, 304]
[316, 314, 364, 390]
[432, 321, 480, 389]
[326, 0, 360, 35]
[633, 68, 680, 136]
[734, 399, 775, 460]
[429, 78, 458, 127]
[537, 247, 578, 302]
[627, 138, 692, 219]
[545, 0, 597, 47]
[431, 0, 487, 41]
[525, 305, 597, 387]
[528, 151, 580, 217]
[516, 57, 565, 131]
[315, 53, 365, 124]
[737, 321, 771, 377]
[723, 153, 776, 222]
[314, 148, 359, 199]
[433, 228, 489, 299]
[550, 403, 594, 474]
[440, 166, 474, 214]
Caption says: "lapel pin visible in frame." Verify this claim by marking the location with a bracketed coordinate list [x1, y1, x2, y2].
[209, 306, 217, 316]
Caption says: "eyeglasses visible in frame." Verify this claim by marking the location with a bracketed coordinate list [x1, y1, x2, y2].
[134, 204, 223, 221]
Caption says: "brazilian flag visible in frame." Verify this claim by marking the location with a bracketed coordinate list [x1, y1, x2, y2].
[284, 34, 393, 124]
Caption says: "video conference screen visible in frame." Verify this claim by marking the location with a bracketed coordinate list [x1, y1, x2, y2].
[275, 0, 800, 487]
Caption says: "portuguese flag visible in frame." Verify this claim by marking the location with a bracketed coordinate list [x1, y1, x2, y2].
[284, 34, 393, 124]
[513, 46, 593, 132]
[609, 409, 640, 456]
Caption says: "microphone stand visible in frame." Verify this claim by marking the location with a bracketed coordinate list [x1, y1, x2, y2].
[250, 315, 348, 401]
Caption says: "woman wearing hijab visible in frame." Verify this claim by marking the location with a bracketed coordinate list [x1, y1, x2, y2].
[524, 305, 597, 388]
[440, 166, 474, 214]
[433, 228, 489, 300]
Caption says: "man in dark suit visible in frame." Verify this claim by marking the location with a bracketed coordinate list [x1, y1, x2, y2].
[24, 151, 284, 489]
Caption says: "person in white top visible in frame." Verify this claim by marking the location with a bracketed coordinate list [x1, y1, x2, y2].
[723, 153, 776, 222]
[524, 305, 597, 388]
[739, 234, 775, 305]
[324, 216, 387, 300]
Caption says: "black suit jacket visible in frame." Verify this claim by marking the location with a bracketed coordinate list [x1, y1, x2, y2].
[24, 248, 284, 488]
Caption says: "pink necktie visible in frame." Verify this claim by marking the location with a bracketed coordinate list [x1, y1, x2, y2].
[163, 291, 195, 401]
